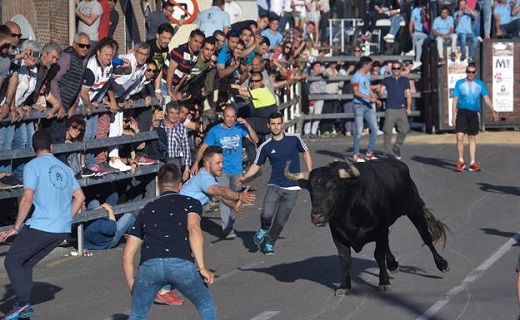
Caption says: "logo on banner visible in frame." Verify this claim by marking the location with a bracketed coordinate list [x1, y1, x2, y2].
[168, 0, 199, 24]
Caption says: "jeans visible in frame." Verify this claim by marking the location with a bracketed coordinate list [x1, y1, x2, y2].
[479, 0, 492, 37]
[129, 258, 217, 320]
[412, 32, 428, 61]
[343, 101, 355, 134]
[303, 100, 323, 135]
[389, 15, 404, 36]
[12, 122, 35, 180]
[279, 12, 294, 31]
[353, 103, 378, 154]
[109, 213, 136, 248]
[260, 185, 299, 245]
[216, 172, 241, 232]
[0, 123, 15, 173]
[457, 33, 477, 58]
[85, 113, 99, 168]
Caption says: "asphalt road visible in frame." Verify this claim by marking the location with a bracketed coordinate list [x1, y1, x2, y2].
[1, 133, 519, 320]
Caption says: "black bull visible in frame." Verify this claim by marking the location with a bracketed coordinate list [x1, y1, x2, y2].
[285, 158, 449, 295]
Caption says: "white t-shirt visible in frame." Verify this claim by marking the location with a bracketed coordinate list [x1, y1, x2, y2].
[77, 0, 103, 41]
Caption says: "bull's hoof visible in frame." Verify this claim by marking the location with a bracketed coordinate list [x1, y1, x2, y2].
[437, 259, 449, 273]
[378, 284, 392, 292]
[387, 262, 399, 273]
[334, 287, 351, 296]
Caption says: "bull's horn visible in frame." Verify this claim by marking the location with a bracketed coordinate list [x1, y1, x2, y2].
[284, 161, 309, 181]
[338, 162, 360, 178]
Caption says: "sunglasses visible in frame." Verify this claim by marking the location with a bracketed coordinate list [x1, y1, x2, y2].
[250, 79, 262, 83]
[70, 125, 84, 133]
[285, 46, 292, 49]
[75, 42, 91, 49]
[11, 33, 22, 38]
[392, 67, 401, 70]
[146, 68, 158, 73]
[354, 49, 361, 52]
[466, 70, 476, 74]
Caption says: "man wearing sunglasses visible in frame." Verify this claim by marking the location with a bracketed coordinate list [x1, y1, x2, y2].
[44, 32, 91, 143]
[452, 64, 498, 172]
[379, 61, 412, 160]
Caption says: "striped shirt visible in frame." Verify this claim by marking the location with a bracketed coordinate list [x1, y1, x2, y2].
[169, 43, 198, 87]
[160, 120, 191, 166]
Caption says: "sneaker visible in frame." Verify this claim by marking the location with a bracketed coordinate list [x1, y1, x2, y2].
[0, 175, 22, 188]
[109, 159, 132, 172]
[460, 54, 466, 61]
[80, 167, 96, 178]
[405, 49, 415, 56]
[100, 162, 119, 173]
[392, 148, 402, 160]
[383, 34, 395, 43]
[455, 160, 466, 172]
[477, 36, 483, 42]
[224, 229, 237, 240]
[137, 155, 158, 166]
[1, 303, 34, 320]
[411, 60, 422, 71]
[154, 291, 184, 306]
[438, 58, 446, 66]
[262, 242, 275, 255]
[365, 152, 378, 161]
[89, 164, 108, 176]
[353, 153, 366, 163]
[254, 228, 268, 247]
[468, 57, 475, 63]
[468, 162, 481, 172]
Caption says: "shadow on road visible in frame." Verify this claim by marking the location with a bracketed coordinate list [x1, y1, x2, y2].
[478, 183, 520, 196]
[0, 282, 62, 314]
[410, 155, 454, 170]
[480, 228, 518, 240]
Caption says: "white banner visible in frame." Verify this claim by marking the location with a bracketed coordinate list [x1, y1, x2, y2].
[492, 42, 514, 112]
[447, 48, 468, 126]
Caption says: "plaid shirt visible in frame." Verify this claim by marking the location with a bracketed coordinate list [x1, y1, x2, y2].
[160, 120, 191, 166]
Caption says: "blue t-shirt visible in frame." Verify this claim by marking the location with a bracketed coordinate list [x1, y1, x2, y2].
[204, 123, 248, 175]
[453, 78, 489, 112]
[351, 71, 371, 104]
[24, 153, 81, 233]
[411, 7, 424, 33]
[255, 133, 308, 188]
[432, 16, 454, 35]
[381, 76, 410, 109]
[260, 29, 283, 50]
[217, 43, 231, 66]
[180, 168, 218, 206]
[494, 4, 512, 25]
[196, 6, 231, 37]
[454, 11, 474, 34]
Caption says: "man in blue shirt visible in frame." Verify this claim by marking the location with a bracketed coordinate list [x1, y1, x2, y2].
[454, 0, 478, 61]
[452, 64, 498, 172]
[238, 112, 313, 255]
[351, 56, 382, 163]
[196, 0, 231, 37]
[189, 106, 258, 239]
[0, 130, 85, 320]
[432, 7, 458, 65]
[379, 61, 412, 159]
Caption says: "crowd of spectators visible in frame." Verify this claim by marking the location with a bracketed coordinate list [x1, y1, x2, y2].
[0, 0, 516, 225]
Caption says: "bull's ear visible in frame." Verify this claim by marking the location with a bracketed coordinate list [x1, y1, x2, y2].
[298, 179, 309, 189]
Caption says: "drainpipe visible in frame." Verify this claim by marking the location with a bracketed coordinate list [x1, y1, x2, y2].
[69, 0, 76, 45]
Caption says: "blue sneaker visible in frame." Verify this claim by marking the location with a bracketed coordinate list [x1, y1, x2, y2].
[253, 228, 268, 247]
[1, 303, 34, 320]
[262, 242, 275, 255]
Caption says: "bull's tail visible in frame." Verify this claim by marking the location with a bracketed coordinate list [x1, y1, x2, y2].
[424, 208, 450, 249]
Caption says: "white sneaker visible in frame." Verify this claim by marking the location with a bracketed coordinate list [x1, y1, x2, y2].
[384, 34, 395, 43]
[405, 49, 415, 56]
[353, 153, 366, 163]
[109, 159, 132, 172]
[411, 60, 422, 71]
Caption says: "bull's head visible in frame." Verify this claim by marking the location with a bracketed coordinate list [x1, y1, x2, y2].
[285, 160, 360, 227]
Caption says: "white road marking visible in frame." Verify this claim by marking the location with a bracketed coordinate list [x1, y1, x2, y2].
[249, 311, 281, 320]
[417, 232, 520, 320]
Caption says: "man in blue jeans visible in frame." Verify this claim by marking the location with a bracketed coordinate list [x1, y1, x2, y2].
[238, 112, 313, 255]
[123, 164, 216, 320]
[83, 201, 135, 250]
[0, 130, 85, 320]
[351, 56, 382, 163]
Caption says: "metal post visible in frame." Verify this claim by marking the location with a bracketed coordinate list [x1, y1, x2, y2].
[77, 222, 84, 256]
[329, 19, 333, 55]
[340, 19, 345, 53]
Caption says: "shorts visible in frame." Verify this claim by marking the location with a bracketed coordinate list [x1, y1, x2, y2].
[455, 108, 479, 135]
